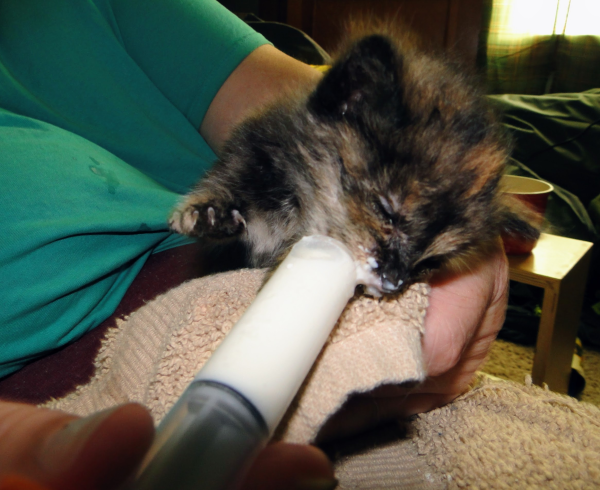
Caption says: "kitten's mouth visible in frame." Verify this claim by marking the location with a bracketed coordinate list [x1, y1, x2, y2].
[354, 259, 408, 297]
[354, 258, 384, 297]
[353, 246, 409, 297]
[381, 275, 404, 294]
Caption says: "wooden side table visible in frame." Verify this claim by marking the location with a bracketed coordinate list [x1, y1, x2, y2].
[508, 233, 593, 394]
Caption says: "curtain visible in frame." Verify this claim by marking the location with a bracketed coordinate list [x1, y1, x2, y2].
[480, 0, 600, 95]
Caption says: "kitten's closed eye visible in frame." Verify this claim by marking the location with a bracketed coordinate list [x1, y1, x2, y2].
[412, 257, 443, 278]
[376, 196, 395, 221]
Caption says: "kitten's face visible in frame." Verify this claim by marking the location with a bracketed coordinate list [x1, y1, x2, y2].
[305, 35, 507, 295]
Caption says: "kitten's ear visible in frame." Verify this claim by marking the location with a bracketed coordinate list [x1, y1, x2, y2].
[308, 34, 403, 119]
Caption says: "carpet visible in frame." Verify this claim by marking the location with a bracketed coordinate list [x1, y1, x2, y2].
[482, 339, 600, 406]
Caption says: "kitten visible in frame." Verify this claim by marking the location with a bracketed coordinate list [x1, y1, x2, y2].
[169, 30, 540, 296]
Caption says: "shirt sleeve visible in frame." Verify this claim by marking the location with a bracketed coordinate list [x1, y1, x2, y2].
[107, 0, 270, 129]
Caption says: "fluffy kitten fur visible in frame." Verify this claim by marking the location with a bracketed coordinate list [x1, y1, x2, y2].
[169, 28, 540, 295]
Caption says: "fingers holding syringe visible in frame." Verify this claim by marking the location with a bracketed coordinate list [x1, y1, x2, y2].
[0, 401, 336, 490]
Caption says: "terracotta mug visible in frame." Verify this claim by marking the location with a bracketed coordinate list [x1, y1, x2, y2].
[500, 175, 553, 255]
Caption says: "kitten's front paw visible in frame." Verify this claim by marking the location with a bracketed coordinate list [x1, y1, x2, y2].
[169, 201, 247, 240]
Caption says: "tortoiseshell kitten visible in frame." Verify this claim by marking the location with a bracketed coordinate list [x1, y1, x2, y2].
[169, 29, 540, 296]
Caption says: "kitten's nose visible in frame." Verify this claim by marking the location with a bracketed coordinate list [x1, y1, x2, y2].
[379, 245, 409, 294]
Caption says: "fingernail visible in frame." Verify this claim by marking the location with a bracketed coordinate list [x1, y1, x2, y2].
[294, 477, 339, 490]
[37, 406, 120, 474]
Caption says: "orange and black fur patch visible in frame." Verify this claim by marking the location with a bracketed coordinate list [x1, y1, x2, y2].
[170, 27, 540, 295]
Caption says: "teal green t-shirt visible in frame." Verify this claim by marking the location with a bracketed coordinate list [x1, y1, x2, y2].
[0, 0, 268, 376]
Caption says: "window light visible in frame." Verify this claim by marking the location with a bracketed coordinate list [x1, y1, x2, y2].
[499, 0, 600, 37]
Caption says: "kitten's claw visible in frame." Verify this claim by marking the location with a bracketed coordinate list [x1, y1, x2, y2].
[232, 209, 247, 229]
[201, 206, 246, 238]
[207, 207, 216, 227]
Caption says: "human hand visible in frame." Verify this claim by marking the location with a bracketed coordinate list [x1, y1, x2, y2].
[318, 241, 509, 440]
[0, 402, 335, 490]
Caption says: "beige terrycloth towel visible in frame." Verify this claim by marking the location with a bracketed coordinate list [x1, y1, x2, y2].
[44, 269, 600, 489]
[333, 374, 600, 489]
[44, 268, 429, 444]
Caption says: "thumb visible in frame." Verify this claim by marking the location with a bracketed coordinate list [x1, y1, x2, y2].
[0, 402, 154, 490]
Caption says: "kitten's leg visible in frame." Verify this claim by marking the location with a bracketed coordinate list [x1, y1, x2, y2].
[169, 190, 247, 241]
